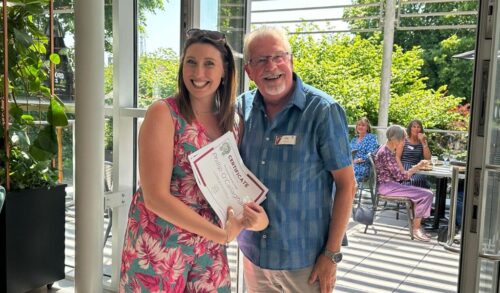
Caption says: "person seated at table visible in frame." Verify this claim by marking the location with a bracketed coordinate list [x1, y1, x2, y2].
[350, 117, 379, 183]
[396, 119, 432, 188]
[374, 125, 434, 242]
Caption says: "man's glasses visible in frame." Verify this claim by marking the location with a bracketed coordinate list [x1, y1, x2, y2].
[247, 51, 290, 68]
[186, 28, 226, 42]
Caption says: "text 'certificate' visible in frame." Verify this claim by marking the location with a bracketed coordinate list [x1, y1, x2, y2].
[188, 132, 267, 226]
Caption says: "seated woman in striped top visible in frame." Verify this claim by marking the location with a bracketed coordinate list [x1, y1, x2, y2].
[396, 119, 432, 188]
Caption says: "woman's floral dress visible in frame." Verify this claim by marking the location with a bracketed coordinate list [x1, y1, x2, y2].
[350, 133, 379, 183]
[120, 97, 238, 293]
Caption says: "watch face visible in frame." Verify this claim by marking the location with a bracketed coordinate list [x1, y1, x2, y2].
[333, 253, 343, 263]
[324, 250, 342, 263]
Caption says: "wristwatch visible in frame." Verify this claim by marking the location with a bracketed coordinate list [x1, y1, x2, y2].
[323, 249, 343, 264]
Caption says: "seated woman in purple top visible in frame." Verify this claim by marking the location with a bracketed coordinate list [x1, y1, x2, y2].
[350, 117, 379, 183]
[374, 125, 433, 242]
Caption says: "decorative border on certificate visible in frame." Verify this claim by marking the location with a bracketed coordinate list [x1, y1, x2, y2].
[188, 132, 268, 225]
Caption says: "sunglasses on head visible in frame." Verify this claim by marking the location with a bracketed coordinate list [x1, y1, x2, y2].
[186, 28, 226, 42]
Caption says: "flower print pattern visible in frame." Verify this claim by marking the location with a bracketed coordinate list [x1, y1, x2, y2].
[374, 146, 408, 184]
[121, 241, 137, 276]
[154, 247, 184, 281]
[136, 233, 166, 270]
[120, 97, 237, 292]
[350, 132, 379, 183]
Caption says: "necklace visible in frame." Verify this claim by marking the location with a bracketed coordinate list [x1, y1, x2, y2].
[386, 143, 397, 154]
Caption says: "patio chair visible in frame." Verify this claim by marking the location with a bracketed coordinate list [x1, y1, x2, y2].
[103, 161, 113, 248]
[356, 175, 376, 206]
[367, 153, 415, 240]
[354, 148, 379, 207]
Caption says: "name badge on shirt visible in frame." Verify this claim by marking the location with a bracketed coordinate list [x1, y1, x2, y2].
[407, 145, 414, 150]
[275, 135, 297, 145]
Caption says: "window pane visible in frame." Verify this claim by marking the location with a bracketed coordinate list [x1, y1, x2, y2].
[137, 0, 181, 109]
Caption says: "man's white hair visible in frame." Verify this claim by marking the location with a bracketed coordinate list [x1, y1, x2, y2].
[243, 26, 292, 64]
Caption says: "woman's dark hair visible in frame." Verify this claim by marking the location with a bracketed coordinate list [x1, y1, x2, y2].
[406, 119, 425, 138]
[356, 117, 372, 134]
[176, 29, 238, 133]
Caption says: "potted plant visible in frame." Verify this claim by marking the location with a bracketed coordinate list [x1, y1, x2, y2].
[0, 0, 68, 291]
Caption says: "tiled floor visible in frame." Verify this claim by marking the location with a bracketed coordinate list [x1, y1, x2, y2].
[336, 208, 460, 293]
[29, 196, 461, 293]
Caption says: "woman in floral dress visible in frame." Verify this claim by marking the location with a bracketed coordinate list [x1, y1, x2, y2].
[120, 29, 269, 292]
[350, 117, 379, 183]
[374, 125, 433, 242]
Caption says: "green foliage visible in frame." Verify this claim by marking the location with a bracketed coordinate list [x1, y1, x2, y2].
[1, 0, 68, 190]
[137, 48, 179, 108]
[105, 48, 179, 108]
[102, 48, 179, 147]
[344, 0, 477, 101]
[426, 34, 475, 98]
[0, 145, 58, 190]
[289, 26, 465, 130]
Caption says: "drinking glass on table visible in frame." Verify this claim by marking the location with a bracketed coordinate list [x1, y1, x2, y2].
[442, 153, 450, 166]
[431, 156, 438, 167]
[449, 152, 457, 163]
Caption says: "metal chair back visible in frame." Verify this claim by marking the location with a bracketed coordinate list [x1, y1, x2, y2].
[368, 152, 415, 240]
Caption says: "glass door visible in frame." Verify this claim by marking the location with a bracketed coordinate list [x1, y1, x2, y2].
[459, 0, 500, 292]
[198, 0, 247, 93]
[198, 3, 249, 292]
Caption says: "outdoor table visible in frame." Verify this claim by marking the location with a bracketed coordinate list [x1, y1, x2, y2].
[416, 164, 466, 229]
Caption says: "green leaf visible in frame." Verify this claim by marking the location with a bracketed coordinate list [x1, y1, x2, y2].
[13, 28, 33, 47]
[30, 125, 58, 161]
[9, 105, 24, 122]
[47, 96, 68, 127]
[50, 53, 61, 65]
[41, 86, 52, 97]
[29, 144, 54, 162]
[21, 114, 35, 125]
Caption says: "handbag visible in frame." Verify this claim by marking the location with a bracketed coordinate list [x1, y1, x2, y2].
[352, 190, 374, 225]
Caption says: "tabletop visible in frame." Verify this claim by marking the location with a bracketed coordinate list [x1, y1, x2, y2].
[416, 164, 466, 230]
[416, 165, 466, 179]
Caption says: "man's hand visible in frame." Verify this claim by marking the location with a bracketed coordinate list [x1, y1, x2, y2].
[308, 254, 337, 293]
[242, 202, 269, 231]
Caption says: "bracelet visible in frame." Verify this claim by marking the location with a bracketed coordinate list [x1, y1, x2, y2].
[224, 222, 230, 245]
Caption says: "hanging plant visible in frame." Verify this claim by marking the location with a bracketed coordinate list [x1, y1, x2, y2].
[1, 0, 68, 190]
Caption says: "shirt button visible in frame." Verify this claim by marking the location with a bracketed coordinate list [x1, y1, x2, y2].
[261, 161, 266, 165]
[265, 137, 270, 141]
[262, 234, 267, 239]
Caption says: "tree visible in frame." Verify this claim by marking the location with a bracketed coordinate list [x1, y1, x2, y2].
[288, 29, 466, 130]
[104, 47, 179, 108]
[343, 0, 477, 101]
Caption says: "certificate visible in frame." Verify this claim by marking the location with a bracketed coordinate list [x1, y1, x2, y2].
[188, 132, 268, 226]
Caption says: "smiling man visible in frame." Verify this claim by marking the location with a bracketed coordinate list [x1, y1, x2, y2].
[237, 27, 356, 293]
